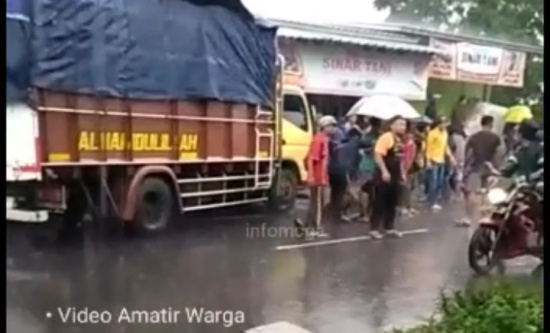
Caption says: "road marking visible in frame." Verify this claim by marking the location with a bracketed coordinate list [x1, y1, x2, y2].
[193, 213, 267, 222]
[274, 228, 430, 251]
[7, 269, 50, 282]
[245, 321, 312, 333]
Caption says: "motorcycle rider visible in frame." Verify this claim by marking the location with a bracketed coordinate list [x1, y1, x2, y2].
[495, 119, 544, 250]
[493, 119, 544, 182]
[468, 120, 543, 275]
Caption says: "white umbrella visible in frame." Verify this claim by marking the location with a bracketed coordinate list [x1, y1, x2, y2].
[346, 95, 421, 120]
[463, 102, 507, 136]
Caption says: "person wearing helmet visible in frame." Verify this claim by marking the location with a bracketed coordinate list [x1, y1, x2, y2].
[492, 119, 543, 181]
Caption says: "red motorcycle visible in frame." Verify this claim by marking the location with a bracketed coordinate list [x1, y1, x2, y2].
[468, 177, 543, 275]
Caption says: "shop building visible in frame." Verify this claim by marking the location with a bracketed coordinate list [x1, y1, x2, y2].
[272, 19, 440, 118]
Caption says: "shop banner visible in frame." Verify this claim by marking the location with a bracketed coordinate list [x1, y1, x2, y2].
[429, 38, 526, 88]
[279, 40, 431, 100]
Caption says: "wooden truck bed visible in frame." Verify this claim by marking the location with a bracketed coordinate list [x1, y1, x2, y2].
[36, 90, 276, 166]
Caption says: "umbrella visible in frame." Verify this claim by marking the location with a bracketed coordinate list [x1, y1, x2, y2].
[346, 95, 421, 120]
[463, 102, 507, 136]
[412, 115, 432, 124]
[504, 105, 533, 124]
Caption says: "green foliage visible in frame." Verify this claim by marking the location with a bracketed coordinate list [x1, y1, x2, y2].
[531, 104, 543, 123]
[374, 0, 543, 43]
[491, 59, 543, 107]
[389, 281, 543, 333]
[374, 0, 544, 112]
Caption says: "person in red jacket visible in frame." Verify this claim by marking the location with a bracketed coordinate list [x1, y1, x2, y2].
[294, 115, 337, 239]
[398, 125, 418, 217]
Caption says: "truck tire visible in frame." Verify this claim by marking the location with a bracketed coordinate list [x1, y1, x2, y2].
[269, 168, 298, 213]
[132, 177, 174, 233]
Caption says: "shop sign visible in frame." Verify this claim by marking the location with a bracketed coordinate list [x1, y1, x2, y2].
[279, 40, 431, 100]
[429, 38, 526, 87]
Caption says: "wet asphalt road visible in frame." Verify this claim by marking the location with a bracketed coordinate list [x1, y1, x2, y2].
[6, 199, 541, 333]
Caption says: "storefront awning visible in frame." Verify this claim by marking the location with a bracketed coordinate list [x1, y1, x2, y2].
[277, 27, 445, 55]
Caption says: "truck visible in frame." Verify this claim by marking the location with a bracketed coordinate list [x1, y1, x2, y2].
[6, 0, 316, 234]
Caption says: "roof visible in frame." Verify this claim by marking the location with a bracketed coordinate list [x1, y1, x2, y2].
[267, 18, 543, 55]
[270, 18, 444, 54]
[350, 23, 544, 55]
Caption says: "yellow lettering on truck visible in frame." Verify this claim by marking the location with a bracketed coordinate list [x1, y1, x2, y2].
[77, 131, 198, 157]
[159, 134, 171, 151]
[108, 132, 123, 150]
[178, 134, 198, 159]
[78, 131, 98, 151]
[179, 134, 198, 151]
[133, 133, 145, 151]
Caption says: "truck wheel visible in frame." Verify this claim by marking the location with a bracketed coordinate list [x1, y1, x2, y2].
[132, 177, 174, 233]
[269, 169, 298, 213]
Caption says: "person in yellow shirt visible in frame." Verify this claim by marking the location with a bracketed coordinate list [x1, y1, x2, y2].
[425, 116, 455, 211]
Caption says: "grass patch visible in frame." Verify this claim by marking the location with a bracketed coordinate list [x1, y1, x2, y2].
[389, 278, 543, 333]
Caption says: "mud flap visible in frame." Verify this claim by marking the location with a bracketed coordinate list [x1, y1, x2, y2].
[6, 197, 48, 223]
[6, 103, 41, 181]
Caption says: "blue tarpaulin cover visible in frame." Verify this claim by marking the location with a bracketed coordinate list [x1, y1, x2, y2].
[7, 0, 278, 107]
[6, 0, 31, 103]
[7, 0, 30, 20]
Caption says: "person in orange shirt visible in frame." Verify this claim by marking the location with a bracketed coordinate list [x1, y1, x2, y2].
[370, 116, 408, 239]
[294, 115, 336, 239]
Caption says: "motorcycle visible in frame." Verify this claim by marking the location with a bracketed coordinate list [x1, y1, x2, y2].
[468, 175, 543, 275]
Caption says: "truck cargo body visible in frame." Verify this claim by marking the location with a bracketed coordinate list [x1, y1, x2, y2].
[37, 88, 276, 205]
[6, 0, 300, 231]
[6, 79, 307, 230]
[38, 91, 275, 166]
[7, 88, 283, 231]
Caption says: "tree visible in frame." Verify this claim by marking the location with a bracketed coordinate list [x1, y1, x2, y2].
[374, 0, 543, 43]
[374, 0, 544, 112]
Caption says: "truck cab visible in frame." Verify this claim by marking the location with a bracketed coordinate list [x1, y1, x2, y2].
[281, 85, 315, 184]
[263, 67, 314, 211]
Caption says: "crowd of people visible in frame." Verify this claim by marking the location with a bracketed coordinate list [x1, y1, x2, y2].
[295, 106, 544, 241]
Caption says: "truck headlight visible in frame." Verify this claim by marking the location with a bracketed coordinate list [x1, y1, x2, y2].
[487, 188, 508, 204]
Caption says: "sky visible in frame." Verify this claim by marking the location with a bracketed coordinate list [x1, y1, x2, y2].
[242, 0, 389, 24]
